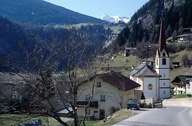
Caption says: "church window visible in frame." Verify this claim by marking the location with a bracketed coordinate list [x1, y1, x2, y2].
[148, 84, 153, 90]
[162, 58, 166, 65]
[163, 52, 166, 57]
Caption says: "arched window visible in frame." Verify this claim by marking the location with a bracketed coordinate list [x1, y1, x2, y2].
[163, 52, 166, 57]
[162, 58, 166, 65]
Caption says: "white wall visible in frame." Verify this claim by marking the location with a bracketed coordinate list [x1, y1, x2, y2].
[160, 88, 170, 99]
[155, 49, 171, 99]
[143, 77, 159, 100]
[186, 81, 192, 95]
[77, 78, 122, 118]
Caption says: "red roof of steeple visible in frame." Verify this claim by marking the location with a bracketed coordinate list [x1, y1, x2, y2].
[158, 0, 166, 51]
[159, 18, 166, 51]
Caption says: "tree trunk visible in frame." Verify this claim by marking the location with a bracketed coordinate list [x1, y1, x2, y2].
[53, 116, 70, 126]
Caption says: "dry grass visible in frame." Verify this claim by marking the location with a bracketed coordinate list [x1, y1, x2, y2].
[85, 109, 136, 126]
[170, 49, 192, 80]
[0, 114, 49, 126]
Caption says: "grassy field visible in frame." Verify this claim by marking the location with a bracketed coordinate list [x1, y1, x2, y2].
[98, 49, 192, 80]
[94, 53, 140, 76]
[170, 49, 192, 80]
[172, 94, 192, 99]
[0, 109, 134, 126]
[84, 109, 135, 126]
[0, 114, 50, 126]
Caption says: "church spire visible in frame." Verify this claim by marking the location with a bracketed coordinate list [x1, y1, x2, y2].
[158, 0, 166, 51]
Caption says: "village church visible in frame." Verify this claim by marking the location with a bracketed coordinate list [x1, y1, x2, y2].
[130, 2, 171, 101]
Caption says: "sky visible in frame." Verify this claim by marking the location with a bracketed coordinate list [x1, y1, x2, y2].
[44, 0, 149, 19]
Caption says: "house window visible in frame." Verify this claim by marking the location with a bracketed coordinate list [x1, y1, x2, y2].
[96, 82, 102, 87]
[162, 58, 166, 65]
[87, 109, 91, 115]
[85, 95, 91, 101]
[148, 84, 153, 90]
[100, 95, 106, 102]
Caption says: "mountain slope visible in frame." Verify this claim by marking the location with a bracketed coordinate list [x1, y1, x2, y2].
[114, 0, 192, 48]
[0, 0, 104, 25]
[0, 17, 112, 72]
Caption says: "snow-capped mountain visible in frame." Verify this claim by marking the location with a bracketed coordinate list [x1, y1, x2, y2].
[102, 15, 129, 24]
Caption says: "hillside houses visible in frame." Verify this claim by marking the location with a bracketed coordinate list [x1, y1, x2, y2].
[172, 75, 192, 95]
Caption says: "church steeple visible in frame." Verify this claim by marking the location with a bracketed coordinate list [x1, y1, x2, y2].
[155, 0, 171, 100]
[159, 19, 166, 51]
[158, 0, 166, 51]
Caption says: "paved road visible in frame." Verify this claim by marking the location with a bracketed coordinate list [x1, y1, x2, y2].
[113, 98, 192, 126]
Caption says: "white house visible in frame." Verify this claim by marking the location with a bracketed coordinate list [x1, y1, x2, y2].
[130, 13, 171, 101]
[186, 81, 192, 95]
[172, 75, 192, 95]
[77, 71, 140, 120]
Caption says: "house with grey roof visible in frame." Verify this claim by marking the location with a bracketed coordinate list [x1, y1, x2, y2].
[77, 71, 140, 120]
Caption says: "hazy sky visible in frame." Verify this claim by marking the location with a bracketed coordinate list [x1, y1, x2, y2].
[44, 0, 149, 19]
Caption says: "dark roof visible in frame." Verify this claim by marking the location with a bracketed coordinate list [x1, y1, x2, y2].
[96, 71, 140, 91]
[80, 71, 140, 91]
[172, 75, 192, 86]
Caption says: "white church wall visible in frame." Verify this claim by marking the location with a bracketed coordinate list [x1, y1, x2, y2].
[159, 70, 170, 79]
[143, 77, 159, 100]
[159, 80, 170, 88]
[159, 88, 170, 99]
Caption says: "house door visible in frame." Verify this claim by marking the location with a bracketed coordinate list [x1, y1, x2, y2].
[99, 109, 105, 120]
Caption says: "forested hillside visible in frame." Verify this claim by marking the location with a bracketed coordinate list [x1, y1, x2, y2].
[0, 0, 105, 25]
[0, 17, 112, 72]
[114, 0, 192, 48]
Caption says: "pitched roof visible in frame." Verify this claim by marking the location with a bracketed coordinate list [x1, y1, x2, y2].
[97, 71, 140, 91]
[81, 71, 140, 91]
[129, 62, 159, 77]
[172, 75, 192, 86]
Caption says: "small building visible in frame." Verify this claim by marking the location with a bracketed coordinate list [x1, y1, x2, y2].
[129, 62, 160, 102]
[124, 47, 137, 57]
[77, 71, 140, 120]
[167, 28, 192, 45]
[171, 62, 181, 68]
[172, 75, 192, 95]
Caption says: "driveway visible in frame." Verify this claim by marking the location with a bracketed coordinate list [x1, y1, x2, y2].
[113, 98, 192, 126]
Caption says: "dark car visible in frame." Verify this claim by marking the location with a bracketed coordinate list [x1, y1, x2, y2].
[127, 99, 140, 110]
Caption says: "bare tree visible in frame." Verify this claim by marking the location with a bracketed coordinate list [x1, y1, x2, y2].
[0, 38, 99, 126]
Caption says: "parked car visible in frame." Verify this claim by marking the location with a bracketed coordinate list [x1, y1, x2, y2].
[127, 99, 140, 110]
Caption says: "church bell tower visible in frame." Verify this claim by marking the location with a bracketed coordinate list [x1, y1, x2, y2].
[155, 0, 171, 99]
